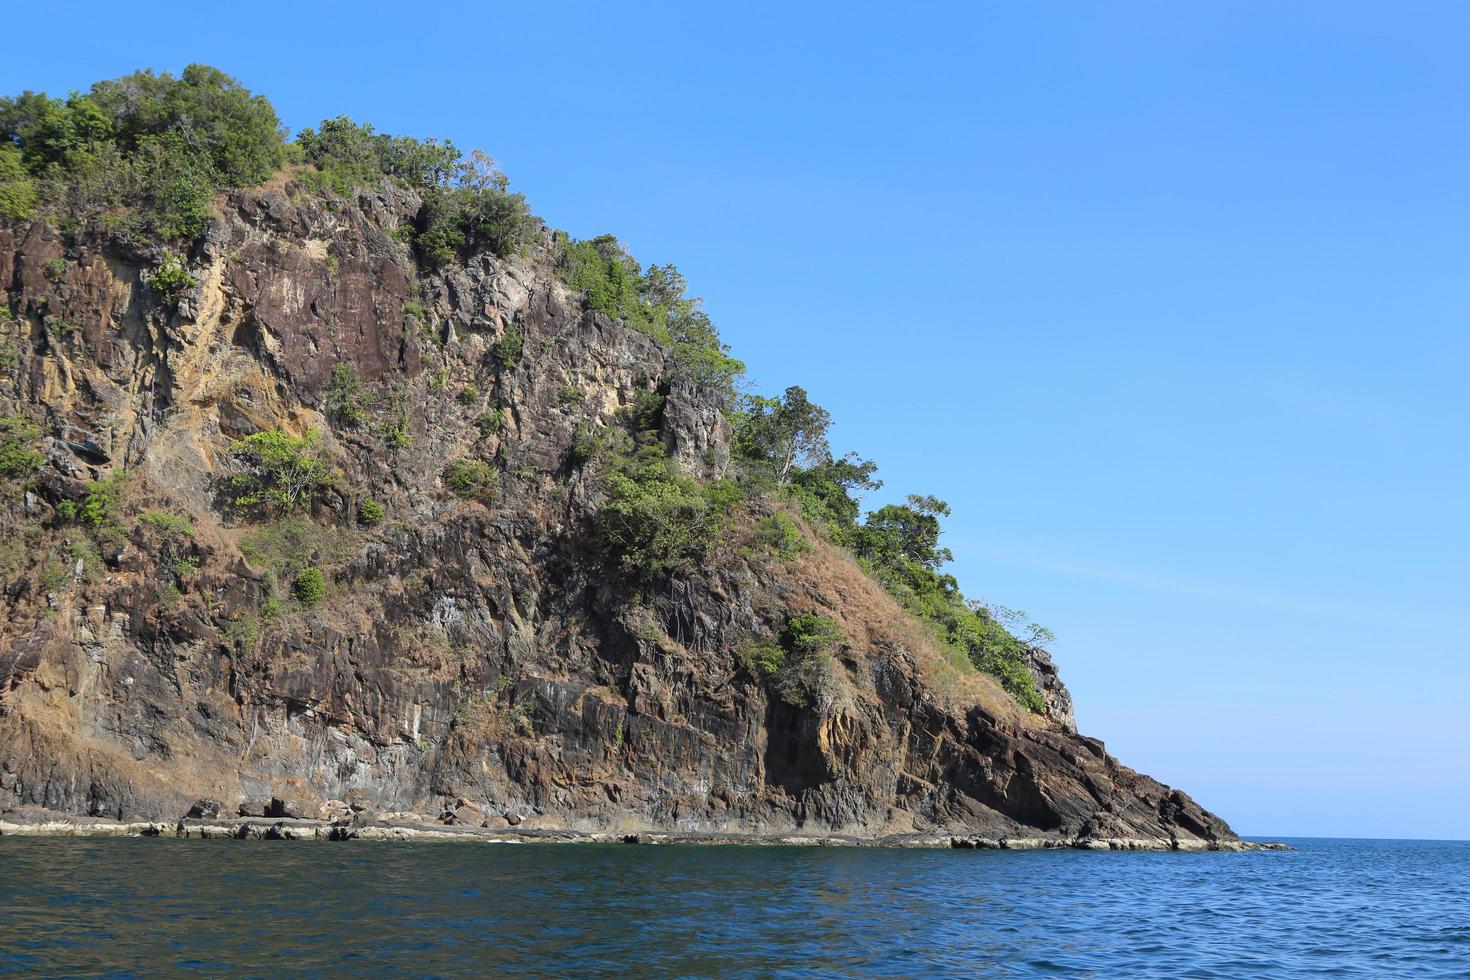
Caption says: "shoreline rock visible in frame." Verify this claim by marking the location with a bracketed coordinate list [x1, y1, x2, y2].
[0, 813, 1289, 851]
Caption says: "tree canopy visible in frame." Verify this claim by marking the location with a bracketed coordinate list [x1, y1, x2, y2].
[0, 65, 285, 237]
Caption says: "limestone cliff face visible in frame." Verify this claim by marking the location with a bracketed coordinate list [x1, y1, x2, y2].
[0, 180, 1233, 844]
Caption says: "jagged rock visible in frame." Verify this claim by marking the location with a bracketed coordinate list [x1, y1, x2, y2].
[186, 798, 223, 819]
[0, 181, 1237, 846]
[319, 799, 353, 821]
[446, 801, 486, 826]
[265, 797, 314, 820]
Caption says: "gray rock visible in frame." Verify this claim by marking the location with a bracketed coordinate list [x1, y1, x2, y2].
[186, 798, 223, 819]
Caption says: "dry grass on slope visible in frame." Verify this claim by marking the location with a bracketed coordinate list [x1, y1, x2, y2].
[765, 512, 1041, 731]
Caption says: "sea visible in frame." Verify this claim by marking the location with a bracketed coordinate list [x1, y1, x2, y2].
[0, 836, 1465, 978]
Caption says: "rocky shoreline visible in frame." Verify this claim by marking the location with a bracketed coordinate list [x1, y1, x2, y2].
[0, 811, 1286, 851]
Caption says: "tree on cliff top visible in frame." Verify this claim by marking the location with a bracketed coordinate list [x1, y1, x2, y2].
[732, 385, 832, 486]
[0, 64, 285, 238]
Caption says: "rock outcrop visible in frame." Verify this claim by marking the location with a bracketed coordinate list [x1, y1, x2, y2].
[0, 178, 1236, 846]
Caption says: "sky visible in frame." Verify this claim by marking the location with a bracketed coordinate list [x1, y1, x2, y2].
[6, 1, 1467, 840]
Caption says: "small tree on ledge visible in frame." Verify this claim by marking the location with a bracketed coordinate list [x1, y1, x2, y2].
[228, 429, 333, 514]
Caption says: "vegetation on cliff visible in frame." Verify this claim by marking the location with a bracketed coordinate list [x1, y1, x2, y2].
[0, 64, 1050, 716]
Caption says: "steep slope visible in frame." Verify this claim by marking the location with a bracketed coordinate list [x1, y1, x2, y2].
[0, 176, 1235, 846]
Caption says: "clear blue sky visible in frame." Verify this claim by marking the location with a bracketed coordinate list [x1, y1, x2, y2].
[7, 1, 1467, 840]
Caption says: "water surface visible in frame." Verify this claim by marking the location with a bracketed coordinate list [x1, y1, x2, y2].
[1, 836, 1466, 977]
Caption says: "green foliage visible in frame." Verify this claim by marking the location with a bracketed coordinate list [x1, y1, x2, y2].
[226, 614, 259, 653]
[555, 236, 744, 394]
[145, 253, 195, 299]
[87, 65, 286, 185]
[69, 538, 105, 581]
[732, 385, 831, 487]
[295, 118, 538, 264]
[592, 443, 741, 583]
[59, 471, 127, 529]
[0, 415, 45, 479]
[626, 388, 666, 433]
[260, 595, 285, 624]
[136, 510, 194, 537]
[854, 494, 953, 571]
[292, 567, 326, 607]
[728, 383, 1047, 714]
[786, 453, 881, 546]
[0, 144, 37, 219]
[443, 458, 497, 501]
[457, 383, 480, 405]
[475, 409, 504, 435]
[228, 428, 332, 513]
[750, 512, 809, 561]
[239, 515, 347, 581]
[740, 613, 845, 710]
[783, 613, 844, 655]
[376, 388, 413, 448]
[558, 383, 586, 406]
[0, 65, 286, 240]
[493, 325, 523, 370]
[326, 363, 369, 425]
[356, 498, 386, 526]
[570, 423, 619, 466]
[849, 495, 1046, 713]
[737, 641, 786, 677]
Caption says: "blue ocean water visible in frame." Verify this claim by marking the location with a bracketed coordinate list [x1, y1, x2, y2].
[0, 836, 1465, 978]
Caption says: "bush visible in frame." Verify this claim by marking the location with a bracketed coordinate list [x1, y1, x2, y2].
[784, 613, 844, 655]
[356, 498, 386, 526]
[58, 471, 127, 529]
[474, 409, 504, 435]
[295, 117, 538, 264]
[376, 389, 413, 449]
[554, 236, 744, 394]
[592, 446, 741, 583]
[292, 567, 326, 607]
[146, 253, 195, 299]
[228, 429, 333, 513]
[493, 325, 523, 370]
[0, 145, 36, 219]
[326, 363, 368, 425]
[443, 458, 496, 501]
[0, 415, 44, 479]
[737, 641, 786, 677]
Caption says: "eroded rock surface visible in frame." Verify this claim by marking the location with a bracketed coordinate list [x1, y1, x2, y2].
[0, 182, 1235, 846]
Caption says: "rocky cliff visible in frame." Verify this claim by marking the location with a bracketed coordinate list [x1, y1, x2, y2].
[0, 177, 1235, 846]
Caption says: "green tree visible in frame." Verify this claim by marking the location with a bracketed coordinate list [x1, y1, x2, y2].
[855, 494, 953, 571]
[787, 452, 881, 543]
[228, 429, 332, 513]
[733, 386, 831, 486]
[1, 65, 285, 240]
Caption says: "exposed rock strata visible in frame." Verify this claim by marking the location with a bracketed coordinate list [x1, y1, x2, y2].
[0, 180, 1236, 847]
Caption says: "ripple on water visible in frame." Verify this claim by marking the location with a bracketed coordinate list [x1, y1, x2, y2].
[0, 837, 1467, 977]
